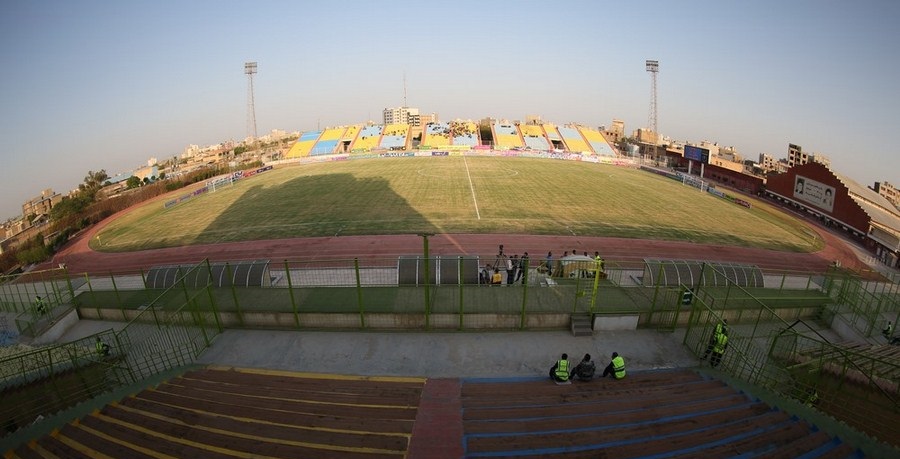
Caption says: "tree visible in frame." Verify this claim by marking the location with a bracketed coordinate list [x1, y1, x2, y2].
[126, 176, 142, 189]
[78, 169, 109, 201]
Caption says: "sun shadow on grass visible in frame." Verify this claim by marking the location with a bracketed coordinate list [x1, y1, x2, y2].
[198, 173, 440, 242]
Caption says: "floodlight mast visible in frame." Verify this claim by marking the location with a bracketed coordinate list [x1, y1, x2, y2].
[646, 60, 659, 135]
[245, 62, 258, 141]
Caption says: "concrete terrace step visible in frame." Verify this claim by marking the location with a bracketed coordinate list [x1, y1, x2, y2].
[570, 313, 592, 336]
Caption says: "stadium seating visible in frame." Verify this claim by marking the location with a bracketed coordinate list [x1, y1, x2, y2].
[7, 367, 424, 458]
[352, 125, 384, 151]
[285, 130, 321, 158]
[339, 125, 361, 152]
[450, 121, 479, 147]
[520, 124, 550, 151]
[422, 122, 452, 148]
[542, 123, 566, 150]
[558, 126, 591, 153]
[379, 123, 409, 150]
[4, 367, 870, 457]
[492, 122, 524, 149]
[309, 127, 346, 156]
[579, 126, 617, 157]
[460, 369, 860, 458]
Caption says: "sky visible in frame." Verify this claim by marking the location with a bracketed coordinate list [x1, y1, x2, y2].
[1, 0, 898, 219]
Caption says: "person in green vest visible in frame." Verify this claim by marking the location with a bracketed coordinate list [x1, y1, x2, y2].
[602, 352, 626, 379]
[34, 295, 47, 315]
[95, 337, 110, 357]
[701, 319, 728, 360]
[549, 353, 570, 383]
[710, 332, 728, 368]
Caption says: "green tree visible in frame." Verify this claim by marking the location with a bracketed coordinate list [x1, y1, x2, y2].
[126, 176, 142, 189]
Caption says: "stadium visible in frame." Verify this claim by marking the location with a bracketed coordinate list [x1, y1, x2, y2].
[1, 119, 899, 458]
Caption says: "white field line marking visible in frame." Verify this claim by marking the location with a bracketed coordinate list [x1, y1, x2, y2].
[463, 156, 481, 220]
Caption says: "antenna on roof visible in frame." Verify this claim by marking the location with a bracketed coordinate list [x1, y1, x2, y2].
[403, 72, 408, 108]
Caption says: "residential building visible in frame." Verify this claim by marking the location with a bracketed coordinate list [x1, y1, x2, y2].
[873, 181, 900, 209]
[383, 106, 433, 126]
[22, 189, 62, 222]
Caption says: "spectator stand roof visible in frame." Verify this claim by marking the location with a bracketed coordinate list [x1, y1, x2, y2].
[145, 259, 271, 289]
[641, 259, 764, 288]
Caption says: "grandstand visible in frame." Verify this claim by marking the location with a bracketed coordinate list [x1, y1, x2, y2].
[492, 122, 524, 149]
[421, 122, 452, 148]
[542, 123, 565, 150]
[579, 125, 617, 156]
[449, 120, 478, 147]
[558, 125, 591, 153]
[2, 257, 898, 456]
[285, 130, 321, 158]
[352, 124, 383, 152]
[379, 123, 409, 150]
[309, 127, 346, 156]
[339, 124, 361, 153]
[520, 124, 550, 150]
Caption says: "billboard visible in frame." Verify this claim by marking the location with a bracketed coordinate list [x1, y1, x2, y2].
[793, 175, 835, 212]
[684, 145, 709, 163]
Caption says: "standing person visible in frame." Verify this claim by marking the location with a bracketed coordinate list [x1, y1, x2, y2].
[701, 319, 727, 360]
[883, 321, 894, 341]
[516, 252, 529, 283]
[549, 353, 571, 383]
[557, 252, 568, 277]
[710, 332, 729, 368]
[95, 337, 110, 357]
[602, 352, 626, 379]
[34, 296, 47, 315]
[570, 353, 596, 381]
[506, 255, 517, 285]
[544, 252, 553, 276]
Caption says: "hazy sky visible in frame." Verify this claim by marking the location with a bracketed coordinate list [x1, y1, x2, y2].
[1, 0, 898, 219]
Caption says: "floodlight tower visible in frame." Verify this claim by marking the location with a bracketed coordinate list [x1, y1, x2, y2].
[646, 59, 659, 135]
[245, 62, 258, 141]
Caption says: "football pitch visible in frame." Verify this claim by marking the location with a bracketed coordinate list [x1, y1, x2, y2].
[93, 156, 822, 253]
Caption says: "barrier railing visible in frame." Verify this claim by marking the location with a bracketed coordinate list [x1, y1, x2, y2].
[769, 327, 899, 445]
[0, 260, 220, 439]
[682, 263, 900, 448]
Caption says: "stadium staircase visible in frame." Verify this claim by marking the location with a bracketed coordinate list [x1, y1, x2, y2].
[570, 313, 593, 337]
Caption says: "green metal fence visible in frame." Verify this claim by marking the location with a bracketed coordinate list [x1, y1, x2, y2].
[769, 327, 899, 446]
[0, 260, 220, 438]
[0, 267, 77, 338]
[682, 263, 900, 448]
[825, 267, 900, 338]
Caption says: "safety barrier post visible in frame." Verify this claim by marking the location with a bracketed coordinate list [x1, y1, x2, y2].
[355, 258, 365, 328]
[109, 272, 127, 321]
[458, 256, 464, 331]
[14, 281, 26, 313]
[419, 233, 434, 330]
[63, 265, 76, 308]
[204, 259, 223, 332]
[519, 258, 529, 330]
[284, 260, 300, 328]
[589, 257, 602, 314]
[224, 262, 244, 327]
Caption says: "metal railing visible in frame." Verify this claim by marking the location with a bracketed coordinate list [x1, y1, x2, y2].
[0, 260, 220, 439]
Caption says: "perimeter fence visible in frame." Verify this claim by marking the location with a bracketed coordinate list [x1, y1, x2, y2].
[0, 260, 220, 440]
[681, 263, 900, 448]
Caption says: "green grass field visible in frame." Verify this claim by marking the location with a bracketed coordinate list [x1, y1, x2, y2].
[94, 156, 822, 253]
